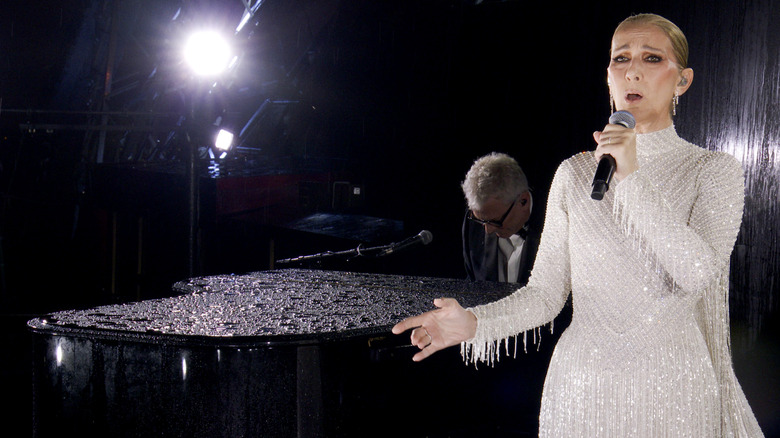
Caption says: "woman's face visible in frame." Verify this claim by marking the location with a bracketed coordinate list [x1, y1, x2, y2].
[607, 24, 692, 133]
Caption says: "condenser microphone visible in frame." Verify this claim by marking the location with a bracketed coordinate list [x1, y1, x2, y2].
[591, 110, 636, 200]
[380, 230, 433, 256]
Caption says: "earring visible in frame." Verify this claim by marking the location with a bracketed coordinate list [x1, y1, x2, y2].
[672, 90, 679, 116]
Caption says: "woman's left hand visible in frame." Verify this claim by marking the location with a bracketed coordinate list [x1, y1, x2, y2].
[392, 298, 477, 362]
[593, 123, 638, 182]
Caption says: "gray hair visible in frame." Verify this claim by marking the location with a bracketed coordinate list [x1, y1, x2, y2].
[461, 152, 529, 210]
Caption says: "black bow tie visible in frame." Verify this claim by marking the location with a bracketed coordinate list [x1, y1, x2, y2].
[516, 226, 529, 240]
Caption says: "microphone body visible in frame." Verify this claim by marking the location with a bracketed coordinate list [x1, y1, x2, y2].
[591, 155, 616, 200]
[380, 230, 433, 256]
[591, 110, 636, 200]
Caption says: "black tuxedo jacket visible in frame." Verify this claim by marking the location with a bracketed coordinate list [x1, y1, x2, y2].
[461, 209, 540, 286]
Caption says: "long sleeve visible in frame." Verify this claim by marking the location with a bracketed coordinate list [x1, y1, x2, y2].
[612, 150, 744, 294]
[462, 160, 572, 365]
[614, 145, 762, 435]
[462, 213, 477, 281]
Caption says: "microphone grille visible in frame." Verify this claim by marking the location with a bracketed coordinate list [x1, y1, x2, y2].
[609, 110, 636, 129]
[419, 230, 433, 245]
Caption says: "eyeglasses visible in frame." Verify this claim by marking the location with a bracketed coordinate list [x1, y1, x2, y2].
[467, 198, 517, 228]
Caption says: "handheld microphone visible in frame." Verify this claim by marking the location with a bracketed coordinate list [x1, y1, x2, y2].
[380, 230, 433, 256]
[591, 110, 636, 200]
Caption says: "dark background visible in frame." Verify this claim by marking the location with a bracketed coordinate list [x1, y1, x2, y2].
[1, 0, 778, 436]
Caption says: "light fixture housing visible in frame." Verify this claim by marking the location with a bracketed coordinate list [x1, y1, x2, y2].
[214, 128, 234, 152]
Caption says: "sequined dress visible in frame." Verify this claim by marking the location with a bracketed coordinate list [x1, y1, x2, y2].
[462, 126, 763, 437]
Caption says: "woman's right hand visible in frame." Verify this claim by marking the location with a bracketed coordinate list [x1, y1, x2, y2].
[391, 298, 478, 362]
[593, 123, 638, 182]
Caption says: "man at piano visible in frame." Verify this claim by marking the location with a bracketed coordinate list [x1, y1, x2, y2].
[461, 152, 539, 285]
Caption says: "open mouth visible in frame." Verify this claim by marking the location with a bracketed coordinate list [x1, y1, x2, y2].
[626, 92, 643, 102]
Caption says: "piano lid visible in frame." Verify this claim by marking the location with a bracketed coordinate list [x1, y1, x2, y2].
[27, 269, 517, 346]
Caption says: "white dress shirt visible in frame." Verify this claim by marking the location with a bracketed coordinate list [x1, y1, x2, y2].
[497, 233, 525, 283]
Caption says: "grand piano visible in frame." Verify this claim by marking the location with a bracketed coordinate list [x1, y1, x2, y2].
[28, 268, 556, 437]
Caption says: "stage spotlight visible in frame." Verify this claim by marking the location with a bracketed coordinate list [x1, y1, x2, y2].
[183, 31, 232, 76]
[214, 128, 234, 152]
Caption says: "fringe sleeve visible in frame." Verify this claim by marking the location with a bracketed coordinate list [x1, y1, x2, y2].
[695, 275, 764, 436]
[615, 150, 762, 436]
[612, 151, 744, 294]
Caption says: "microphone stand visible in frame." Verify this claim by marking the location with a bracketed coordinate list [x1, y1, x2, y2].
[275, 242, 392, 265]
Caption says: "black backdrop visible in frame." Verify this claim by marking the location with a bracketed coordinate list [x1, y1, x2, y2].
[1, 0, 778, 435]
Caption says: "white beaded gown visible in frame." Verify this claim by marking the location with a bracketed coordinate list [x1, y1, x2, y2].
[462, 126, 764, 437]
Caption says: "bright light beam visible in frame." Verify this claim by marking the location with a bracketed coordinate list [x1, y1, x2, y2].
[184, 31, 232, 76]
